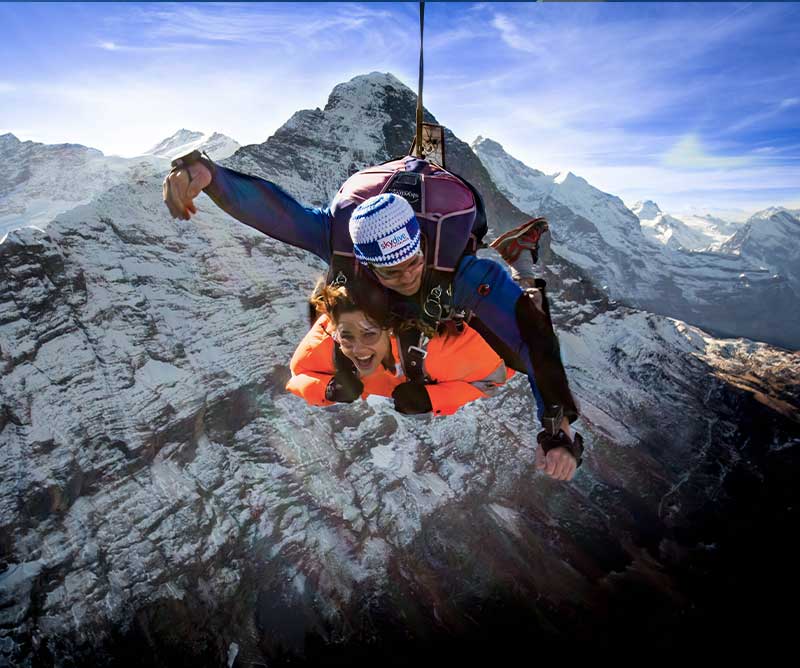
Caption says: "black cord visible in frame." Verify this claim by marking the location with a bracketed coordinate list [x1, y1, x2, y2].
[415, 1, 425, 157]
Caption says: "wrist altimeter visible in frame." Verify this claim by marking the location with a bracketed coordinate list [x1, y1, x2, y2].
[167, 150, 215, 194]
[170, 149, 210, 170]
[537, 430, 584, 468]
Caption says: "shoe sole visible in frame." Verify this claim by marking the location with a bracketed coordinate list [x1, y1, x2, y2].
[489, 218, 549, 249]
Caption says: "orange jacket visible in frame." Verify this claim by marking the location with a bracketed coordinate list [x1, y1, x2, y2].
[286, 315, 514, 415]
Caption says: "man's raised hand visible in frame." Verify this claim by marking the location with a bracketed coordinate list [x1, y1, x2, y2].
[162, 162, 211, 220]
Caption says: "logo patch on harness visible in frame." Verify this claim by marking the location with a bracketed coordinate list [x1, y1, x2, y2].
[378, 228, 412, 256]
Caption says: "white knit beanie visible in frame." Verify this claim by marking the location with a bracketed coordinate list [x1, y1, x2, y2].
[349, 193, 421, 266]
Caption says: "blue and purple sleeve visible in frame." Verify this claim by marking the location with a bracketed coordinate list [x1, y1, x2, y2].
[454, 256, 579, 424]
[202, 163, 333, 263]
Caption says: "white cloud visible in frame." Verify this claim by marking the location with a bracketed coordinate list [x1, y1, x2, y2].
[0, 66, 337, 157]
[94, 39, 210, 53]
[662, 135, 751, 170]
[490, 13, 547, 56]
[122, 3, 381, 48]
[725, 97, 800, 134]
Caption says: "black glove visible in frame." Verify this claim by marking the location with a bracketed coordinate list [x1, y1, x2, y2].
[536, 430, 584, 468]
[392, 382, 433, 415]
[325, 371, 364, 403]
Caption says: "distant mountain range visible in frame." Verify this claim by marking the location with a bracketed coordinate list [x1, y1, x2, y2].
[630, 199, 742, 251]
[472, 136, 800, 349]
[0, 129, 237, 239]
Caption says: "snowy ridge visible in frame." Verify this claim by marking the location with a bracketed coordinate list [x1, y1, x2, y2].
[721, 207, 800, 284]
[0, 133, 168, 239]
[145, 129, 240, 161]
[0, 129, 241, 240]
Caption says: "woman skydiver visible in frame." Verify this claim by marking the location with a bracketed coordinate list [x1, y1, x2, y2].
[286, 280, 513, 416]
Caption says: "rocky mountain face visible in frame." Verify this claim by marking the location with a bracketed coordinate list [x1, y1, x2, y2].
[145, 130, 240, 162]
[0, 133, 167, 239]
[473, 137, 800, 350]
[721, 207, 800, 284]
[1, 73, 798, 666]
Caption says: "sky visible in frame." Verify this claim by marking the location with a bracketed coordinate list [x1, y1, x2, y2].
[1, 1, 799, 218]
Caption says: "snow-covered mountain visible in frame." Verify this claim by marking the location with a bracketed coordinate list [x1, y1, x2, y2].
[720, 207, 800, 284]
[0, 133, 167, 239]
[0, 130, 241, 241]
[631, 199, 662, 221]
[473, 136, 800, 350]
[1, 73, 797, 665]
[673, 211, 743, 248]
[631, 200, 732, 251]
[145, 129, 240, 161]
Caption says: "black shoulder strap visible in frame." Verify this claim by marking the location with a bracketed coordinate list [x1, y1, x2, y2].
[419, 267, 456, 331]
[383, 170, 424, 213]
[327, 253, 358, 288]
[397, 327, 430, 384]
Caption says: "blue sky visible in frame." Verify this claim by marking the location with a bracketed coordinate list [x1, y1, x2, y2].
[1, 1, 798, 217]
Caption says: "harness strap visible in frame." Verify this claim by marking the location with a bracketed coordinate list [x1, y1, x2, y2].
[397, 327, 431, 384]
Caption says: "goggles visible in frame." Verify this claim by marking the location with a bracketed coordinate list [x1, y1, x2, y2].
[369, 249, 424, 281]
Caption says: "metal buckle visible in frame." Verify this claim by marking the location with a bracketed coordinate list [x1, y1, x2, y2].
[542, 405, 564, 437]
[407, 345, 428, 360]
[423, 284, 444, 320]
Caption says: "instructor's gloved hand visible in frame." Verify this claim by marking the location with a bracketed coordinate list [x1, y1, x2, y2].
[324, 371, 364, 403]
[392, 382, 433, 415]
[536, 430, 584, 481]
[162, 153, 213, 221]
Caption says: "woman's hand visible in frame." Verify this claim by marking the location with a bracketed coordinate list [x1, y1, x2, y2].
[392, 382, 433, 414]
[324, 371, 364, 403]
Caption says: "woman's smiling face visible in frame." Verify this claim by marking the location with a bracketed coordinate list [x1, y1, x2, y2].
[335, 310, 391, 377]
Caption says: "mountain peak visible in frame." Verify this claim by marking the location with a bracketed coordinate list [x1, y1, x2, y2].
[631, 200, 662, 220]
[471, 136, 504, 153]
[146, 129, 204, 156]
[0, 132, 22, 156]
[554, 170, 587, 187]
[145, 129, 239, 161]
[749, 206, 794, 222]
[324, 72, 411, 113]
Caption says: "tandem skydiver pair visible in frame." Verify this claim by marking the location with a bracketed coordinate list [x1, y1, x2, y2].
[163, 150, 584, 481]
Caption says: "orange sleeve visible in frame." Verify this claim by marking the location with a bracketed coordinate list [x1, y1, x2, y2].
[286, 315, 337, 406]
[425, 381, 486, 416]
[419, 324, 512, 415]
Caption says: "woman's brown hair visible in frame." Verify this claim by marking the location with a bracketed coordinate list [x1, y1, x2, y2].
[309, 278, 392, 329]
[310, 278, 396, 372]
[309, 276, 440, 339]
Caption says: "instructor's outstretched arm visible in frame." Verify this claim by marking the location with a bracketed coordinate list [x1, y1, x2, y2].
[163, 154, 333, 262]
